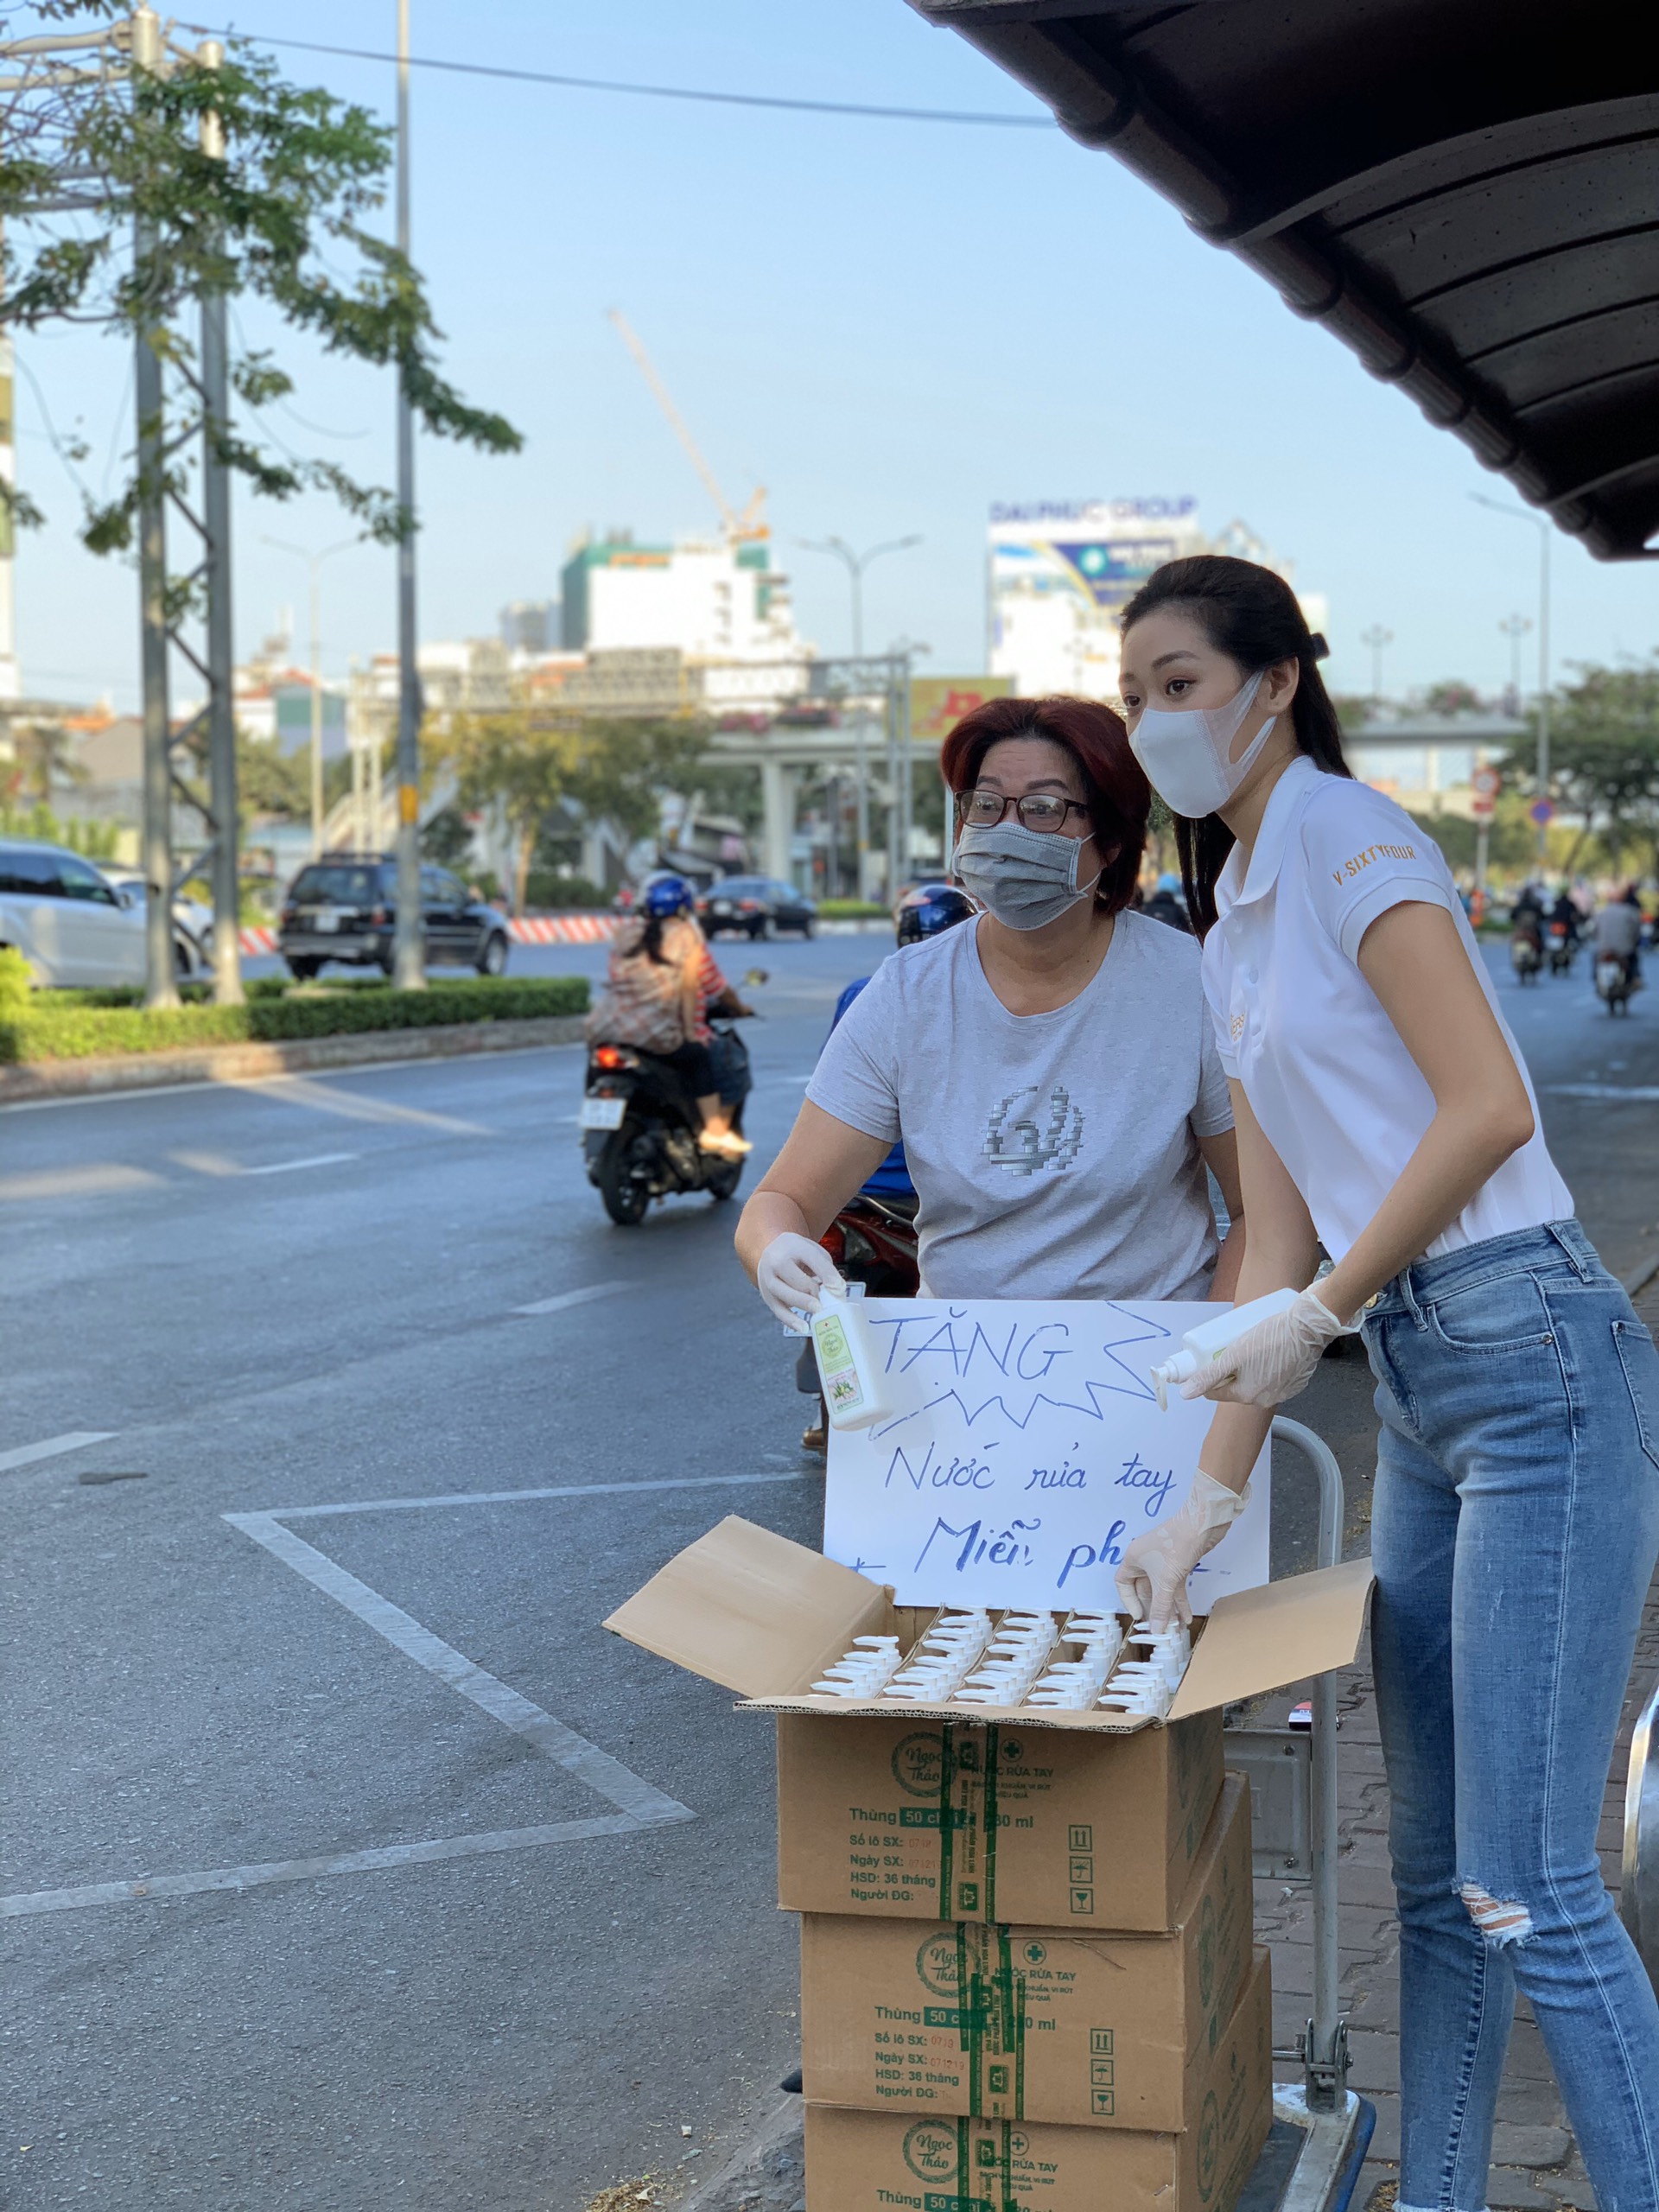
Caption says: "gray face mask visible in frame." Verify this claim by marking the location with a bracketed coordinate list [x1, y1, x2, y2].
[954, 820, 1102, 932]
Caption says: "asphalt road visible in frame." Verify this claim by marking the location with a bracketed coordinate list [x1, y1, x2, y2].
[3, 929, 1655, 2212]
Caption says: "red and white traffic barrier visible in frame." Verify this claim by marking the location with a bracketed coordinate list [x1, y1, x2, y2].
[237, 915, 616, 958]
[507, 914, 619, 945]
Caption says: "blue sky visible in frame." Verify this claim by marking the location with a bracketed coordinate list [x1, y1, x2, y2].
[12, 0, 1657, 710]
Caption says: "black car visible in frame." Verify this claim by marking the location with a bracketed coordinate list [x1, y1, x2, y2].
[696, 874, 817, 939]
[278, 857, 511, 980]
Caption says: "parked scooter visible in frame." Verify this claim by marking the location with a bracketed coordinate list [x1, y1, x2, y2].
[581, 1015, 755, 1223]
[1596, 952, 1637, 1016]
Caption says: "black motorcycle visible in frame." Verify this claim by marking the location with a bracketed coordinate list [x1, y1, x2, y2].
[580, 1017, 753, 1224]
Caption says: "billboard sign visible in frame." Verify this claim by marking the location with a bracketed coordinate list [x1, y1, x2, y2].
[988, 499, 1205, 700]
[910, 675, 1014, 741]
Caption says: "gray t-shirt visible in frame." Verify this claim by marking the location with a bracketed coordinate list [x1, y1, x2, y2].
[807, 910, 1234, 1301]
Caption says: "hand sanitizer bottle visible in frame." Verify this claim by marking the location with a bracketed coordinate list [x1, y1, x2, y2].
[811, 1285, 890, 1432]
[1149, 1287, 1303, 1411]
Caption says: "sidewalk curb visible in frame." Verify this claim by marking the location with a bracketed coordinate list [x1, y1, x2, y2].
[0, 1014, 588, 1104]
[671, 2096, 803, 2212]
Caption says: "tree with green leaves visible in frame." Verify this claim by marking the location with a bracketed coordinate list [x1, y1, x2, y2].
[0, 2, 519, 558]
[1501, 660, 1659, 874]
[437, 714, 584, 917]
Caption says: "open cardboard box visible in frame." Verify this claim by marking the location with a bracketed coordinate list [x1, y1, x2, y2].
[604, 1516, 1374, 1738]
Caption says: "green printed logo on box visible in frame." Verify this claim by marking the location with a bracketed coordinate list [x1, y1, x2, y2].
[957, 1882, 980, 1911]
[1068, 1824, 1093, 1852]
[1198, 1893, 1217, 2009]
[904, 2122, 959, 2182]
[1090, 2030, 1114, 2054]
[1090, 2060, 1115, 2087]
[917, 1934, 961, 1999]
[988, 2064, 1010, 2095]
[1197, 2088, 1221, 2202]
[1090, 2089, 1116, 2116]
[892, 1731, 945, 1799]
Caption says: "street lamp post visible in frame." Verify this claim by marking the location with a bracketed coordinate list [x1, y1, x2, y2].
[264, 537, 359, 857]
[1472, 495, 1553, 864]
[392, 0, 423, 986]
[799, 535, 920, 899]
[1497, 613, 1533, 718]
[1359, 624, 1394, 708]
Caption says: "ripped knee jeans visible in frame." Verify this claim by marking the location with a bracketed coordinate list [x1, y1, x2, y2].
[1365, 1221, 1659, 2212]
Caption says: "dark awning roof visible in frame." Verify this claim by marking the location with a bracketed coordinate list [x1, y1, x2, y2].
[908, 0, 1659, 560]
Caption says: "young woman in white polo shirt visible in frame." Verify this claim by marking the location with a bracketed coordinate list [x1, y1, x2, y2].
[1115, 556, 1659, 2212]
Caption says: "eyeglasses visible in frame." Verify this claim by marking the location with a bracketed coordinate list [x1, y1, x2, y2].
[957, 789, 1091, 834]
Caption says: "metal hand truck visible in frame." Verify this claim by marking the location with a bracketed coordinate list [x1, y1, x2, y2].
[1229, 1417, 1377, 2212]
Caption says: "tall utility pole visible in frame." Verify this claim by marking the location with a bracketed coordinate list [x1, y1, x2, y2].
[391, 0, 424, 986]
[1497, 613, 1533, 717]
[1358, 624, 1393, 708]
[132, 4, 177, 1009]
[799, 534, 920, 899]
[1472, 495, 1553, 863]
[198, 38, 243, 1003]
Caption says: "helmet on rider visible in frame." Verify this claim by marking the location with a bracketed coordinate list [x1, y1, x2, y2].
[643, 874, 695, 919]
[895, 881, 977, 947]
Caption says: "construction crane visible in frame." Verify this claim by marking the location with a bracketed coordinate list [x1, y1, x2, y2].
[607, 308, 768, 547]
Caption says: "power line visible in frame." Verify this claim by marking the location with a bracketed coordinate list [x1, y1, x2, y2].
[180, 24, 1055, 129]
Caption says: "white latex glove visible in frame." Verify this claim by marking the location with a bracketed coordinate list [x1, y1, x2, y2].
[1114, 1471, 1252, 1630]
[756, 1231, 846, 1332]
[1180, 1286, 1350, 1408]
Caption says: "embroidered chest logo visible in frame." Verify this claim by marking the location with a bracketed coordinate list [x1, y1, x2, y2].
[1332, 840, 1416, 885]
[982, 1085, 1084, 1176]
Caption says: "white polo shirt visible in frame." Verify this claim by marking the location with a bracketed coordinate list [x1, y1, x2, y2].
[1201, 755, 1572, 1263]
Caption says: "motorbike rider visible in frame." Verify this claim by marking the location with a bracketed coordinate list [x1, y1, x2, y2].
[1143, 871, 1192, 933]
[826, 882, 980, 1205]
[596, 876, 753, 1155]
[735, 693, 1249, 1325]
[1548, 883, 1580, 953]
[1593, 882, 1643, 988]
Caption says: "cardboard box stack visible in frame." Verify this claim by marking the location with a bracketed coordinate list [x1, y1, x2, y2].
[607, 1518, 1374, 2212]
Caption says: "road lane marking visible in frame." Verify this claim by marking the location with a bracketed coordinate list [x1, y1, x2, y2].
[0, 1817, 642, 1919]
[0, 1163, 162, 1202]
[244, 1152, 360, 1176]
[224, 1511, 692, 1826]
[257, 1470, 809, 1519]
[512, 1281, 628, 1318]
[1548, 1083, 1659, 1102]
[0, 1431, 118, 1475]
[222, 1072, 495, 1135]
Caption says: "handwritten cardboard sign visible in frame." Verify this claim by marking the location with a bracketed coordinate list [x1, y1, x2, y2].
[823, 1299, 1270, 1611]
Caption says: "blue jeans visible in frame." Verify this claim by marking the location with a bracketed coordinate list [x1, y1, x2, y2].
[1363, 1220, 1659, 2212]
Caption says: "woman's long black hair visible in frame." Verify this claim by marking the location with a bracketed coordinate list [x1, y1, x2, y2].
[1119, 556, 1352, 938]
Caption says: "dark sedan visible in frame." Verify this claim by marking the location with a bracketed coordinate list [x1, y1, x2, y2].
[696, 875, 817, 940]
[278, 857, 511, 979]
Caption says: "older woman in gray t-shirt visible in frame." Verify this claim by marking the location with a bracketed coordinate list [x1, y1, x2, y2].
[734, 695, 1247, 1316]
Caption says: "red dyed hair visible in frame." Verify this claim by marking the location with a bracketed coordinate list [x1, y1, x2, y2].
[938, 695, 1149, 915]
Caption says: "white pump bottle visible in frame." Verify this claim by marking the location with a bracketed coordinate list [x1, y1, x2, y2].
[1148, 1287, 1302, 1411]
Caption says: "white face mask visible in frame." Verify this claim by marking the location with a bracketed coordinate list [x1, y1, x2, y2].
[1127, 671, 1276, 819]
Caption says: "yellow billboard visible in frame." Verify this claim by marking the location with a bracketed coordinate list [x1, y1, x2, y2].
[909, 675, 1014, 742]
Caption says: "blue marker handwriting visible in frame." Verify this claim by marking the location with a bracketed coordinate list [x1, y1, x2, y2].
[884, 1440, 996, 1493]
[913, 1516, 1041, 1577]
[1057, 1521, 1128, 1591]
[1024, 1451, 1087, 1491]
[1116, 1452, 1177, 1519]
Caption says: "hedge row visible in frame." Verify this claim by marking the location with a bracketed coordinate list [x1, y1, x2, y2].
[0, 976, 590, 1065]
